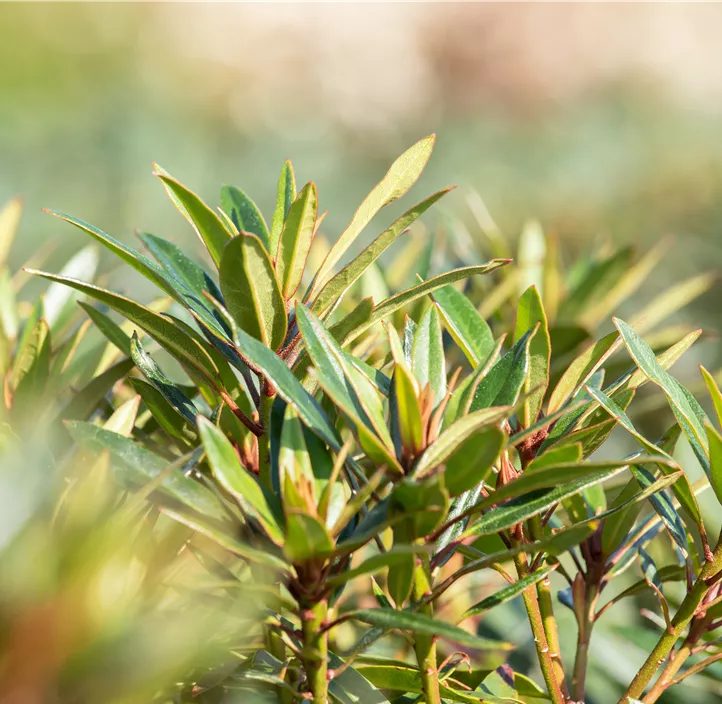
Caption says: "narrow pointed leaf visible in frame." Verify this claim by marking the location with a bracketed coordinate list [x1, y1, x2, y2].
[275, 182, 317, 299]
[514, 286, 550, 426]
[353, 608, 511, 650]
[220, 234, 287, 350]
[284, 512, 334, 563]
[199, 417, 283, 543]
[156, 172, 233, 268]
[312, 135, 436, 294]
[220, 185, 270, 248]
[462, 566, 553, 620]
[412, 305, 446, 406]
[701, 366, 722, 428]
[312, 188, 452, 317]
[269, 160, 297, 256]
[432, 284, 494, 367]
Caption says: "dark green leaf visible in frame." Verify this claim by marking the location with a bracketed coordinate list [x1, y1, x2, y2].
[269, 160, 297, 257]
[412, 305, 446, 407]
[220, 185, 270, 248]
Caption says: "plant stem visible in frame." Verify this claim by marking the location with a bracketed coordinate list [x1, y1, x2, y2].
[538, 574, 569, 700]
[301, 599, 329, 704]
[621, 539, 722, 702]
[641, 641, 691, 703]
[572, 585, 596, 703]
[514, 552, 567, 704]
[412, 552, 441, 704]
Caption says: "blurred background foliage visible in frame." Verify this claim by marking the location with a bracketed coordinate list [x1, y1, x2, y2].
[2, 3, 722, 702]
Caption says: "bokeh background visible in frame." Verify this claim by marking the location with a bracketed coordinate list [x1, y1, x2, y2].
[2, 3, 722, 702]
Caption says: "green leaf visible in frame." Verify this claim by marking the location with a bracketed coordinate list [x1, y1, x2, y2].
[390, 364, 423, 459]
[614, 318, 710, 474]
[353, 608, 511, 650]
[514, 286, 550, 427]
[412, 305, 446, 407]
[198, 417, 283, 543]
[391, 474, 449, 539]
[269, 160, 297, 257]
[103, 395, 141, 437]
[584, 384, 702, 528]
[462, 566, 553, 620]
[274, 182, 317, 300]
[344, 261, 510, 347]
[128, 377, 196, 445]
[414, 408, 509, 481]
[232, 324, 341, 451]
[138, 231, 225, 318]
[220, 184, 270, 248]
[706, 421, 722, 505]
[44, 210, 178, 300]
[28, 271, 223, 386]
[482, 458, 653, 509]
[432, 284, 494, 367]
[311, 188, 452, 317]
[327, 546, 427, 588]
[296, 304, 399, 471]
[386, 551, 415, 607]
[463, 467, 629, 538]
[312, 135, 436, 295]
[155, 171, 233, 268]
[130, 333, 198, 426]
[219, 234, 287, 350]
[78, 303, 131, 356]
[548, 331, 619, 414]
[284, 512, 334, 563]
[67, 420, 227, 521]
[279, 404, 320, 510]
[470, 329, 534, 411]
[701, 366, 722, 428]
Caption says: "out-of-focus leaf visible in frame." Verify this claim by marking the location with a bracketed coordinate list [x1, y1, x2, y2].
[0, 197, 22, 267]
[274, 182, 317, 300]
[44, 245, 99, 330]
[311, 135, 436, 295]
[462, 566, 553, 620]
[327, 546, 426, 588]
[432, 283, 494, 367]
[412, 305, 446, 407]
[220, 234, 287, 350]
[313, 188, 452, 317]
[155, 171, 233, 268]
[67, 420, 227, 521]
[391, 474, 449, 539]
[103, 395, 140, 437]
[470, 329, 534, 411]
[632, 272, 715, 335]
[344, 261, 510, 346]
[220, 184, 270, 248]
[269, 160, 297, 257]
[514, 286, 550, 427]
[198, 417, 283, 543]
[353, 609, 512, 650]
